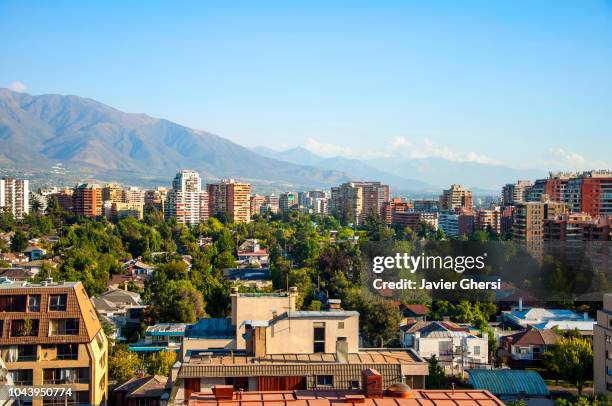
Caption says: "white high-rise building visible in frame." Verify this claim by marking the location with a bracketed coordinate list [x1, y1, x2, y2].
[0, 177, 29, 218]
[165, 170, 206, 224]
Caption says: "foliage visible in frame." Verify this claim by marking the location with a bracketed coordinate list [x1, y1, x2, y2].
[109, 345, 144, 381]
[146, 350, 177, 376]
[544, 337, 593, 394]
[426, 355, 448, 389]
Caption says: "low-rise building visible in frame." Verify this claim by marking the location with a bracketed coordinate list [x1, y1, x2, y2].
[113, 375, 168, 406]
[129, 323, 187, 354]
[466, 369, 548, 403]
[594, 293, 612, 395]
[400, 321, 488, 374]
[501, 302, 595, 336]
[499, 328, 561, 367]
[91, 289, 146, 342]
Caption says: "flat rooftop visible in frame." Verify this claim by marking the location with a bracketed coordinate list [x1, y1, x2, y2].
[188, 389, 504, 406]
[185, 349, 423, 366]
[0, 280, 80, 289]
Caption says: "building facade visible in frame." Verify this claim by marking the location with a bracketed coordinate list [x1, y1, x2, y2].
[0, 178, 30, 219]
[0, 280, 108, 406]
[594, 293, 612, 395]
[440, 185, 472, 213]
[165, 170, 206, 224]
[207, 179, 251, 223]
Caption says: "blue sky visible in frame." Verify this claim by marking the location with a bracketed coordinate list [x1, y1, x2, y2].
[1, 1, 611, 170]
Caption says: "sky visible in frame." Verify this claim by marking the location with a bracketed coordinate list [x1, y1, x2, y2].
[1, 0, 612, 170]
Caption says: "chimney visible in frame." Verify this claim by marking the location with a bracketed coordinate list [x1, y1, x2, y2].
[328, 299, 342, 311]
[361, 369, 383, 397]
[336, 337, 348, 364]
[518, 297, 523, 312]
[212, 385, 234, 400]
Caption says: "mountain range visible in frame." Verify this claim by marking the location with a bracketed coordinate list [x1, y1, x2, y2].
[0, 88, 544, 194]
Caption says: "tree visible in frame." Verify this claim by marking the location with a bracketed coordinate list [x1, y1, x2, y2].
[544, 337, 593, 394]
[146, 350, 176, 376]
[109, 345, 143, 381]
[426, 355, 448, 389]
[10, 230, 28, 252]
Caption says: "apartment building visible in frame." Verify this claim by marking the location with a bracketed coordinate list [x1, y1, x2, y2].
[279, 192, 298, 212]
[250, 194, 266, 217]
[0, 280, 108, 406]
[565, 171, 612, 217]
[502, 181, 532, 206]
[207, 179, 251, 223]
[512, 196, 567, 243]
[0, 177, 29, 219]
[165, 170, 207, 225]
[144, 187, 168, 214]
[475, 207, 501, 234]
[439, 184, 472, 213]
[101, 184, 123, 203]
[527, 173, 574, 203]
[330, 182, 389, 225]
[168, 290, 427, 403]
[381, 198, 412, 225]
[72, 183, 103, 218]
[594, 293, 612, 395]
[439, 211, 474, 238]
[413, 199, 439, 213]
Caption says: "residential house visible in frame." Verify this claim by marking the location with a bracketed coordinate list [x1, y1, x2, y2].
[399, 304, 428, 324]
[23, 246, 46, 261]
[91, 289, 146, 342]
[236, 239, 269, 267]
[499, 328, 561, 367]
[222, 268, 272, 289]
[113, 375, 168, 406]
[129, 324, 187, 354]
[0, 268, 36, 281]
[400, 321, 488, 374]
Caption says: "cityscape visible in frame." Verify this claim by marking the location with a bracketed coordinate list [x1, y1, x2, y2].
[2, 1, 612, 405]
[0, 169, 611, 405]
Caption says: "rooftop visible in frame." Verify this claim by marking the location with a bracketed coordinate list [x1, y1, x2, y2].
[466, 370, 549, 397]
[114, 375, 168, 399]
[188, 389, 504, 406]
[185, 318, 234, 339]
[146, 323, 188, 336]
[0, 279, 80, 289]
[504, 328, 561, 346]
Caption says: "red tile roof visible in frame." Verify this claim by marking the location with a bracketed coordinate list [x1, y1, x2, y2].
[188, 389, 504, 406]
[504, 328, 561, 346]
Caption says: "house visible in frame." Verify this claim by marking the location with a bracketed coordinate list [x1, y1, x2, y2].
[129, 323, 188, 354]
[400, 321, 488, 374]
[236, 239, 269, 267]
[113, 375, 168, 406]
[91, 289, 146, 341]
[0, 252, 29, 265]
[123, 258, 156, 276]
[0, 268, 36, 281]
[222, 268, 272, 289]
[501, 301, 595, 336]
[399, 304, 428, 323]
[499, 328, 561, 367]
[23, 245, 46, 261]
[466, 369, 549, 403]
[20, 260, 55, 274]
[108, 273, 148, 291]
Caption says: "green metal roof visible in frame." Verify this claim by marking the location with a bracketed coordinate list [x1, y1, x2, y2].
[467, 369, 549, 397]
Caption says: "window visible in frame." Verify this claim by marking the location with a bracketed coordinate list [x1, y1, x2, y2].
[9, 319, 39, 337]
[0, 320, 3, 337]
[350, 380, 360, 389]
[48, 294, 67, 311]
[607, 335, 612, 344]
[43, 367, 89, 384]
[0, 295, 27, 312]
[13, 345, 37, 362]
[315, 375, 333, 387]
[135, 400, 151, 406]
[27, 295, 40, 312]
[607, 367, 612, 377]
[313, 322, 325, 353]
[49, 319, 79, 336]
[338, 322, 345, 329]
[473, 346, 480, 356]
[56, 344, 79, 360]
[532, 347, 541, 353]
[10, 369, 33, 385]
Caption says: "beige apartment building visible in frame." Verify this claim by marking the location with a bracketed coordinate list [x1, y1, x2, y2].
[0, 280, 108, 406]
[330, 182, 389, 225]
[207, 179, 251, 223]
[594, 293, 612, 395]
[439, 184, 472, 212]
[513, 195, 567, 243]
